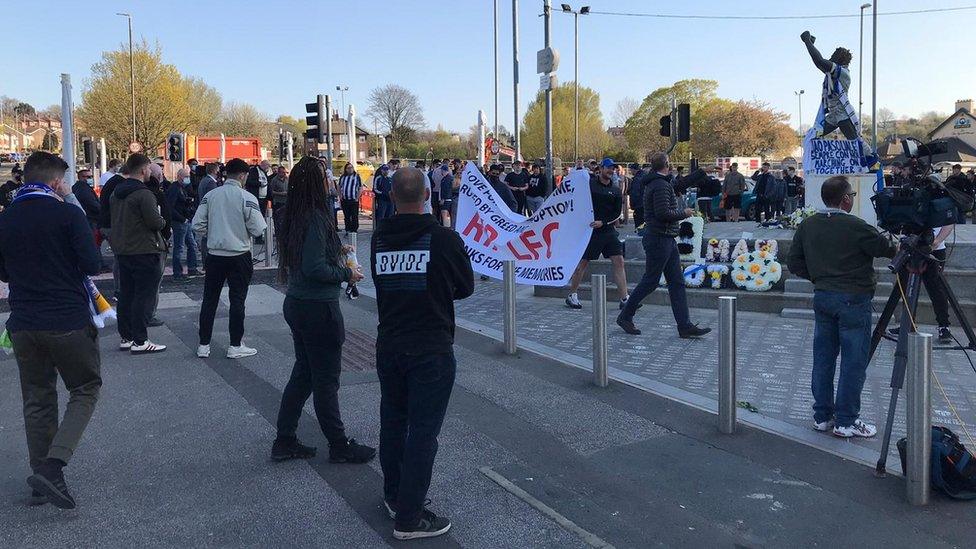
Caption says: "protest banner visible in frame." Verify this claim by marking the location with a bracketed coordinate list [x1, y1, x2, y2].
[803, 137, 867, 175]
[455, 162, 593, 286]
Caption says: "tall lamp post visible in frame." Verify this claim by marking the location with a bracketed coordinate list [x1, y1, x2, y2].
[117, 12, 136, 145]
[794, 89, 804, 134]
[871, 1, 878, 152]
[336, 85, 349, 116]
[493, 0, 499, 159]
[859, 3, 871, 124]
[560, 4, 589, 162]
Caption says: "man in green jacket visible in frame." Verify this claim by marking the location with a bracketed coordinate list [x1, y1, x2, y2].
[110, 153, 167, 354]
[787, 175, 897, 438]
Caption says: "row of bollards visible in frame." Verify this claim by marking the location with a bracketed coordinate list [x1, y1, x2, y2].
[501, 264, 932, 505]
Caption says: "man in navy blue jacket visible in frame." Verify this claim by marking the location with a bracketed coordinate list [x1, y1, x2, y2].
[0, 151, 102, 510]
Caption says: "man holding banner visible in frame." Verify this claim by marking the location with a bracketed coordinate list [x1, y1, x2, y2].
[566, 158, 632, 310]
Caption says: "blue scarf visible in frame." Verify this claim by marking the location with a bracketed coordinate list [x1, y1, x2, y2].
[11, 183, 60, 204]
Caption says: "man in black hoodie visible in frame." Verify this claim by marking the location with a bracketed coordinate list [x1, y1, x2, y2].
[617, 152, 711, 339]
[370, 167, 474, 540]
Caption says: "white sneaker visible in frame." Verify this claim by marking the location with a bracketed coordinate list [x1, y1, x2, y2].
[833, 419, 877, 438]
[813, 419, 833, 432]
[565, 293, 582, 310]
[119, 339, 132, 351]
[197, 344, 211, 358]
[226, 345, 257, 359]
[130, 341, 167, 354]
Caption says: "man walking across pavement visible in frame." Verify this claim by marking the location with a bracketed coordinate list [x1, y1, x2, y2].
[616, 152, 711, 339]
[787, 175, 897, 438]
[565, 158, 633, 311]
[0, 152, 102, 509]
[111, 153, 168, 354]
[192, 158, 267, 359]
[371, 167, 474, 540]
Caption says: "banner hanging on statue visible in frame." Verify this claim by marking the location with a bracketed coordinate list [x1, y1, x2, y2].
[455, 162, 593, 286]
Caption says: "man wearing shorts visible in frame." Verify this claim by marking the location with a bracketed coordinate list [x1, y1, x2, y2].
[565, 158, 633, 310]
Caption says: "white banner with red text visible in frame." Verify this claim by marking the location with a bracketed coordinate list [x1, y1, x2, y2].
[455, 162, 593, 286]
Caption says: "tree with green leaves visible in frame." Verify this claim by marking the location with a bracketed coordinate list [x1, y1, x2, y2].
[520, 82, 608, 162]
[77, 41, 222, 155]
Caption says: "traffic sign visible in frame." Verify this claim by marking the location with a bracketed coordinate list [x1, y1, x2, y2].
[536, 47, 560, 74]
[539, 74, 557, 92]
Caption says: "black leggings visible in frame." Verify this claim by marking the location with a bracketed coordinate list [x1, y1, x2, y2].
[822, 118, 858, 140]
[340, 199, 359, 233]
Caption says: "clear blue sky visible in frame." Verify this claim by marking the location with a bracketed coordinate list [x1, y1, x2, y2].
[6, 0, 974, 133]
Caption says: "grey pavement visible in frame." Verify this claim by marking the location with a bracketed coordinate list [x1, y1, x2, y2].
[348, 229, 976, 465]
[2, 282, 975, 546]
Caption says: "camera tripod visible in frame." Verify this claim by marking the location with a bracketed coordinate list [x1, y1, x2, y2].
[869, 234, 976, 476]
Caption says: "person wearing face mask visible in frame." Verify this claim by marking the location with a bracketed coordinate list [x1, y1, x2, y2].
[110, 153, 168, 354]
[165, 168, 201, 280]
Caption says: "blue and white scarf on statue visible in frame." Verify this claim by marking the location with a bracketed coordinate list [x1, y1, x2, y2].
[802, 64, 875, 175]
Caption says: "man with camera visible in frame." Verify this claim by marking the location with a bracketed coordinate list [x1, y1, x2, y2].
[788, 176, 897, 438]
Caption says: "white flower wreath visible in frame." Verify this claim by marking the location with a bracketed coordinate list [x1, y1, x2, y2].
[706, 264, 729, 289]
[683, 264, 707, 287]
[731, 238, 749, 259]
[705, 238, 722, 262]
[754, 238, 779, 258]
[719, 239, 731, 262]
[731, 249, 783, 292]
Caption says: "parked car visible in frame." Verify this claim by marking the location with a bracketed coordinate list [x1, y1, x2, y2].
[708, 179, 759, 221]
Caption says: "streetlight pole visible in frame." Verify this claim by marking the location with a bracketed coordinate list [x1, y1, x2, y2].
[493, 0, 499, 159]
[871, 1, 878, 152]
[336, 85, 349, 116]
[117, 13, 136, 145]
[512, 0, 521, 161]
[561, 4, 589, 162]
[794, 89, 804, 133]
[543, 0, 553, 185]
[859, 3, 870, 124]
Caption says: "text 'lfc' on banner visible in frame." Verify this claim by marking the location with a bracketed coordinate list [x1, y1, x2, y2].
[455, 162, 594, 286]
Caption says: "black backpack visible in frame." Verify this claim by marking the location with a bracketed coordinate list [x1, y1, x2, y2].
[898, 426, 976, 499]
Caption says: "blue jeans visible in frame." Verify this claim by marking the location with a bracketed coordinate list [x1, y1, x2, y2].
[171, 221, 198, 275]
[375, 199, 395, 221]
[812, 290, 872, 427]
[377, 351, 456, 527]
[620, 234, 692, 331]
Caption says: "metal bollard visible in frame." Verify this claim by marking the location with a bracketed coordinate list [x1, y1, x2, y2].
[264, 213, 273, 268]
[503, 260, 516, 355]
[718, 296, 737, 434]
[906, 332, 933, 506]
[592, 274, 608, 387]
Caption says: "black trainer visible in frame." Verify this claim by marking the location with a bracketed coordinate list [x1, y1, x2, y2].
[26, 459, 76, 510]
[384, 498, 431, 520]
[271, 437, 317, 462]
[27, 489, 47, 507]
[393, 509, 452, 540]
[329, 438, 376, 464]
[939, 326, 953, 343]
[616, 315, 641, 335]
[678, 324, 712, 339]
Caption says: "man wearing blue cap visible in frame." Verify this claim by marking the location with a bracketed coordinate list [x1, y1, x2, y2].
[565, 158, 633, 310]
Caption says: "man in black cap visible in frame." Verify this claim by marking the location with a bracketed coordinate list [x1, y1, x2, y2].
[565, 158, 632, 310]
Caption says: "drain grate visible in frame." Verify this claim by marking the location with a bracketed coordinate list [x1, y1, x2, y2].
[342, 329, 376, 372]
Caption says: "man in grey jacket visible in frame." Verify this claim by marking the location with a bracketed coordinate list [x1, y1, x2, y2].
[192, 158, 267, 359]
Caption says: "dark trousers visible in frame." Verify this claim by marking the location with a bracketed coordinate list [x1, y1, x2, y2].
[822, 118, 859, 140]
[375, 199, 395, 221]
[117, 253, 163, 344]
[198, 252, 253, 346]
[378, 351, 456, 526]
[620, 235, 692, 331]
[633, 207, 645, 228]
[340, 199, 360, 233]
[513, 191, 526, 215]
[812, 290, 871, 427]
[897, 248, 950, 327]
[11, 325, 101, 471]
[276, 297, 348, 445]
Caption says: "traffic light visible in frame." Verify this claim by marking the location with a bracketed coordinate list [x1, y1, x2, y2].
[82, 138, 95, 164]
[167, 132, 185, 162]
[305, 94, 325, 143]
[659, 115, 671, 138]
[677, 103, 691, 142]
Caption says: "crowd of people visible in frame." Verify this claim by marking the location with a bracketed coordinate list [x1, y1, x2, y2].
[0, 151, 474, 541]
